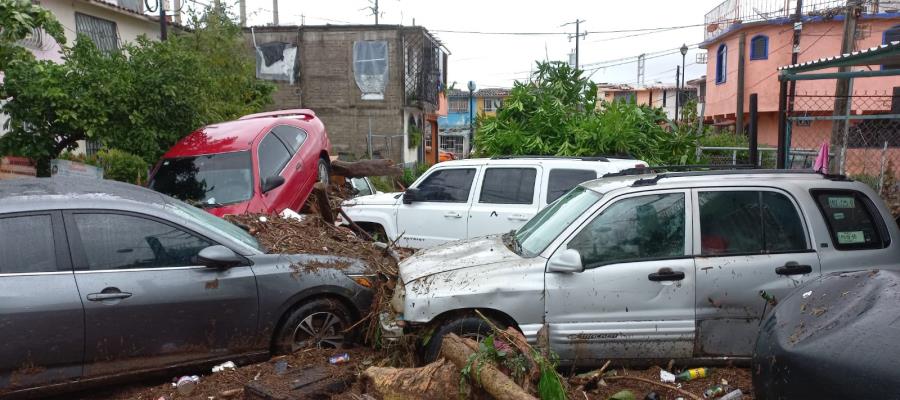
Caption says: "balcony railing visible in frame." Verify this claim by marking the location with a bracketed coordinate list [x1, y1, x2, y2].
[704, 0, 890, 42]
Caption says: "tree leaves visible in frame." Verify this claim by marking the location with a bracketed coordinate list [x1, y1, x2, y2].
[475, 61, 700, 165]
[0, 5, 274, 174]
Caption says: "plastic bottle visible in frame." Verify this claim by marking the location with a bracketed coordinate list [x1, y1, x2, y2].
[719, 389, 743, 400]
[329, 352, 350, 364]
[675, 367, 710, 382]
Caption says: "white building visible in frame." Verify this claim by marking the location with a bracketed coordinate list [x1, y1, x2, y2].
[1, 0, 167, 150]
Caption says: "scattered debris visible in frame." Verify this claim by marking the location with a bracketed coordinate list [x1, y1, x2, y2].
[802, 290, 812, 299]
[211, 361, 236, 373]
[659, 370, 676, 383]
[173, 375, 199, 395]
[329, 352, 351, 365]
[676, 368, 710, 382]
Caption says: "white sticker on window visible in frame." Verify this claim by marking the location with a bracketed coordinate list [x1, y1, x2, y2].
[828, 196, 856, 209]
[837, 231, 865, 244]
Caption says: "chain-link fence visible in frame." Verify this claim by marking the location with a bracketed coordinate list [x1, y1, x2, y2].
[787, 92, 900, 193]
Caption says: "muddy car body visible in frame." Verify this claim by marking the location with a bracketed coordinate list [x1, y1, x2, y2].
[0, 178, 373, 397]
[387, 170, 900, 364]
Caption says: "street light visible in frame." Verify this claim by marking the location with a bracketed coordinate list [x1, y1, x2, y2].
[467, 80, 476, 155]
[678, 43, 688, 122]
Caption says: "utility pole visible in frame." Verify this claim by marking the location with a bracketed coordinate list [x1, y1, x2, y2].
[362, 0, 380, 24]
[637, 54, 646, 87]
[239, 0, 247, 27]
[272, 0, 279, 25]
[736, 32, 747, 136]
[831, 0, 861, 164]
[675, 65, 680, 121]
[158, 0, 167, 40]
[562, 20, 587, 69]
[785, 0, 804, 167]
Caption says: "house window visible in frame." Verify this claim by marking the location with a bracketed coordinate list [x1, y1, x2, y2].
[353, 41, 389, 100]
[483, 98, 502, 112]
[716, 44, 727, 84]
[74, 13, 119, 52]
[449, 97, 469, 113]
[750, 35, 768, 60]
[884, 25, 900, 69]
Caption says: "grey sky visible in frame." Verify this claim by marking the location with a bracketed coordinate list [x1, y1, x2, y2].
[242, 0, 713, 89]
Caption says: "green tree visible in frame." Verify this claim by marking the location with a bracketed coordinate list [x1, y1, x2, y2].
[0, 0, 65, 68]
[0, 4, 273, 175]
[475, 61, 698, 165]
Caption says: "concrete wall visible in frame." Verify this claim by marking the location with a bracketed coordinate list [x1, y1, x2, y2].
[703, 17, 900, 119]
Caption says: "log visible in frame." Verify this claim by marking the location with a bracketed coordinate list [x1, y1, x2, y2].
[311, 182, 335, 224]
[441, 333, 537, 400]
[361, 358, 485, 400]
[331, 159, 402, 178]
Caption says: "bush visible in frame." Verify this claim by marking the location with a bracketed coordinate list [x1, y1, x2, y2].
[59, 148, 149, 184]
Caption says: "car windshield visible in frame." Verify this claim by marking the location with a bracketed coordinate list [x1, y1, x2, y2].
[513, 186, 601, 257]
[149, 151, 253, 207]
[166, 198, 263, 252]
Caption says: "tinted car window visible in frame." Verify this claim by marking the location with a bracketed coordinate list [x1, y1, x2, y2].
[258, 133, 292, 179]
[0, 215, 56, 273]
[480, 168, 536, 204]
[813, 190, 888, 250]
[272, 125, 308, 154]
[149, 151, 253, 206]
[416, 168, 476, 203]
[699, 191, 807, 255]
[548, 169, 597, 203]
[569, 193, 685, 267]
[73, 213, 212, 270]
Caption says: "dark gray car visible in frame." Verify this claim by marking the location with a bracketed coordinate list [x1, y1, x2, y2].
[0, 178, 374, 397]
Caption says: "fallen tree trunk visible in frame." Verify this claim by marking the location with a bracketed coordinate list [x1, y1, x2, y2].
[441, 333, 537, 400]
[311, 182, 335, 224]
[361, 358, 478, 400]
[332, 159, 402, 178]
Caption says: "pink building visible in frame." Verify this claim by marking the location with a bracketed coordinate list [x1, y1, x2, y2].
[700, 0, 900, 147]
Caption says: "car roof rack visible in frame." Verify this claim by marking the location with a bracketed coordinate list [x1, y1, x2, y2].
[602, 164, 757, 179]
[490, 155, 612, 162]
[622, 167, 849, 187]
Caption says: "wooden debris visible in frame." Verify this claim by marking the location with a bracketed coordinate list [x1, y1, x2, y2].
[441, 333, 538, 400]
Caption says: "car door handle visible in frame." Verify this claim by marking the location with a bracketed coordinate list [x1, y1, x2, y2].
[87, 291, 133, 301]
[648, 268, 685, 282]
[775, 263, 813, 275]
[444, 212, 462, 219]
[507, 214, 529, 221]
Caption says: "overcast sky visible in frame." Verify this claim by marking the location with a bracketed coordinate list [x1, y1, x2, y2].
[239, 0, 713, 89]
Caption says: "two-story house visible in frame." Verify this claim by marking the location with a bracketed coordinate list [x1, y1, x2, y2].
[1, 0, 166, 150]
[245, 24, 448, 166]
[436, 87, 510, 157]
[700, 0, 900, 146]
[597, 83, 698, 120]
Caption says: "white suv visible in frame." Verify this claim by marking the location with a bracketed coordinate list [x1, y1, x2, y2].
[342, 156, 646, 249]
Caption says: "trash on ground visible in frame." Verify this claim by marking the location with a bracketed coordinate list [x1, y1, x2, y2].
[676, 367, 710, 382]
[660, 369, 676, 383]
[173, 375, 199, 395]
[211, 361, 236, 373]
[329, 352, 350, 365]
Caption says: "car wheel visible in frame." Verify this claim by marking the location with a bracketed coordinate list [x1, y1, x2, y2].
[274, 298, 353, 354]
[422, 316, 500, 363]
[317, 158, 331, 185]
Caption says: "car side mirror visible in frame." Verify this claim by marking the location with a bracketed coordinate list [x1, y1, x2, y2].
[403, 187, 421, 204]
[197, 245, 246, 268]
[547, 249, 584, 273]
[262, 175, 285, 193]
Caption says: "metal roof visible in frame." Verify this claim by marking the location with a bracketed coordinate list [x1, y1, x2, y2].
[778, 41, 900, 72]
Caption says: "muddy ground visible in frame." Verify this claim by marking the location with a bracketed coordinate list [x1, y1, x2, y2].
[66, 348, 753, 400]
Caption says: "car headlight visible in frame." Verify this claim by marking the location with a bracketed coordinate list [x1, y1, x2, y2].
[390, 282, 405, 314]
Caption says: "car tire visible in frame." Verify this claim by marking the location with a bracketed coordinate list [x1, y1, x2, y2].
[274, 298, 354, 354]
[317, 157, 331, 185]
[422, 316, 501, 363]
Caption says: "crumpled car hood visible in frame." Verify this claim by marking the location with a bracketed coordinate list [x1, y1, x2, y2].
[399, 235, 521, 283]
[343, 192, 401, 207]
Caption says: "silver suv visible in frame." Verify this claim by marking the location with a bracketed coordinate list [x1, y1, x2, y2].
[387, 170, 900, 363]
